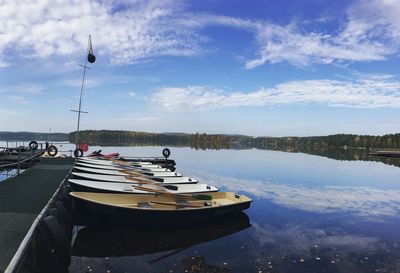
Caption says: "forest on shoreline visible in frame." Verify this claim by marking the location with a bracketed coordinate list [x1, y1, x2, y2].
[2, 130, 400, 151]
[68, 130, 400, 150]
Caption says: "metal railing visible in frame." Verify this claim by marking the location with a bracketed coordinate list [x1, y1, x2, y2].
[0, 147, 44, 173]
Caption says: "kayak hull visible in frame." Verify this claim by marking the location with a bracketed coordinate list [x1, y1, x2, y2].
[68, 179, 218, 194]
[71, 172, 198, 184]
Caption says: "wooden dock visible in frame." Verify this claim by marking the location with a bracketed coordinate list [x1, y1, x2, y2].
[0, 157, 74, 272]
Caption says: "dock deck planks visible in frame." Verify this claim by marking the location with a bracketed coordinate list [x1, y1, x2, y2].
[0, 157, 74, 272]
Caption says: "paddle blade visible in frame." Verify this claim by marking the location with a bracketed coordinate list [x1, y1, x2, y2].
[192, 194, 212, 200]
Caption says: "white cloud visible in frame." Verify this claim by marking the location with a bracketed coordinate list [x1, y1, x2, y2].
[115, 116, 160, 122]
[63, 78, 100, 89]
[0, 0, 205, 66]
[0, 108, 16, 116]
[245, 24, 391, 69]
[0, 0, 398, 69]
[244, 0, 400, 68]
[151, 74, 400, 111]
[0, 84, 44, 95]
[7, 95, 34, 104]
[0, 59, 9, 68]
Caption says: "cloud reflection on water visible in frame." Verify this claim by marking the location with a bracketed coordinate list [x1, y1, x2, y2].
[185, 168, 400, 220]
[247, 222, 399, 273]
[251, 222, 379, 253]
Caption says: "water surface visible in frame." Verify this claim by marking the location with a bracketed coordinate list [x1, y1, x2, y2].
[68, 146, 400, 273]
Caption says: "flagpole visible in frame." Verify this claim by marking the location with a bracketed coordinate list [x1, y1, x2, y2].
[72, 35, 95, 153]
[75, 46, 88, 149]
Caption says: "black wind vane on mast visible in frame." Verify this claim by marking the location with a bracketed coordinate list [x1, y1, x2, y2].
[70, 35, 96, 157]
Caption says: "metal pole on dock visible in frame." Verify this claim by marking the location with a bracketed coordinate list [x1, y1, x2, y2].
[17, 151, 20, 174]
[71, 35, 95, 150]
[75, 59, 87, 149]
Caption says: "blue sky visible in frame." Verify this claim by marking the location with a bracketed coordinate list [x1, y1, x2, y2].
[1, 0, 400, 136]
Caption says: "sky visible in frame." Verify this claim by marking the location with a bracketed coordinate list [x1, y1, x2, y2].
[1, 0, 400, 137]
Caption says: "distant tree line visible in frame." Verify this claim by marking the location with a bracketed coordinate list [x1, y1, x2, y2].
[247, 133, 400, 150]
[190, 133, 243, 150]
[69, 130, 191, 147]
[3, 130, 400, 150]
[69, 130, 251, 150]
[0, 131, 69, 141]
[68, 130, 400, 150]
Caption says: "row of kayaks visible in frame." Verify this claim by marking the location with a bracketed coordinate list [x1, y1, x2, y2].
[68, 156, 252, 226]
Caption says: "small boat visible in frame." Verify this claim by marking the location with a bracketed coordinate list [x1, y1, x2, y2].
[68, 179, 218, 194]
[70, 191, 252, 226]
[71, 172, 198, 184]
[73, 166, 182, 177]
[79, 156, 177, 171]
[87, 150, 120, 158]
[75, 161, 169, 172]
[78, 157, 155, 167]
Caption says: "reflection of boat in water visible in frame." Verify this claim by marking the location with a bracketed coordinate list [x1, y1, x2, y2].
[72, 211, 251, 258]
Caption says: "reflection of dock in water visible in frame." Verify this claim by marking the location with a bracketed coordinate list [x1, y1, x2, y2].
[369, 150, 400, 158]
[72, 211, 251, 258]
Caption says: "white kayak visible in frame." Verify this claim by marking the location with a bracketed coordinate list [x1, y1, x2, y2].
[79, 157, 155, 166]
[68, 179, 218, 194]
[73, 166, 182, 177]
[71, 172, 198, 184]
[75, 161, 170, 172]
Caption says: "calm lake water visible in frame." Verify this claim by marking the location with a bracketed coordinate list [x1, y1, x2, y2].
[65, 145, 400, 273]
[2, 142, 400, 272]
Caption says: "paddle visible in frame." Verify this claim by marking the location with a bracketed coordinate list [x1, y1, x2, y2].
[149, 200, 205, 208]
[133, 185, 175, 194]
[132, 185, 213, 201]
[124, 176, 159, 185]
[119, 169, 149, 176]
[119, 201, 205, 208]
[112, 159, 159, 168]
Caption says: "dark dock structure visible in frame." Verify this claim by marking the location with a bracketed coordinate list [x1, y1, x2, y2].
[369, 150, 400, 158]
[0, 157, 74, 273]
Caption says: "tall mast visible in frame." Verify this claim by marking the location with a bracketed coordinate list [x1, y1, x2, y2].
[71, 35, 95, 150]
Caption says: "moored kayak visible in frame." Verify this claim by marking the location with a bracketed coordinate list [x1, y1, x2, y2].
[73, 166, 182, 177]
[71, 172, 198, 184]
[68, 179, 218, 194]
[79, 157, 155, 166]
[75, 161, 169, 172]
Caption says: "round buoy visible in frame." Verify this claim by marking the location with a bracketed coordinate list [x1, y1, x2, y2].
[48, 145, 58, 157]
[29, 141, 38, 150]
[162, 148, 171, 158]
[73, 148, 83, 158]
[87, 53, 96, 63]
